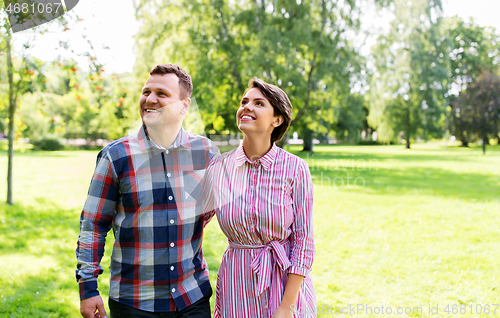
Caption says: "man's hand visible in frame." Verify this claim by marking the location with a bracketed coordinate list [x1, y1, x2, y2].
[80, 295, 107, 318]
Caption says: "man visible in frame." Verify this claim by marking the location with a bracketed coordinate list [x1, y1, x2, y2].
[76, 64, 219, 318]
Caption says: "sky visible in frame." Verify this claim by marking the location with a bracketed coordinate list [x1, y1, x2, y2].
[10, 0, 500, 74]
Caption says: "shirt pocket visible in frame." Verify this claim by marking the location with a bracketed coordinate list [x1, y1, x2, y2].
[130, 173, 155, 207]
[182, 169, 206, 202]
[179, 169, 206, 221]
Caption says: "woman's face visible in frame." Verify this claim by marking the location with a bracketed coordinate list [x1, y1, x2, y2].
[236, 88, 282, 138]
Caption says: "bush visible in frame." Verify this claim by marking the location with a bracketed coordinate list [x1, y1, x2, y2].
[31, 137, 65, 151]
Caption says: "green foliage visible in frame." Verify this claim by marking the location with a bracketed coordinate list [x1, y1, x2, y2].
[368, 0, 447, 146]
[369, 5, 500, 148]
[133, 0, 365, 146]
[333, 93, 367, 143]
[453, 71, 500, 153]
[12, 62, 138, 144]
[443, 17, 500, 87]
[31, 135, 64, 151]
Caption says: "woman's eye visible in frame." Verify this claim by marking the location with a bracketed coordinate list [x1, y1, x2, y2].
[256, 102, 263, 106]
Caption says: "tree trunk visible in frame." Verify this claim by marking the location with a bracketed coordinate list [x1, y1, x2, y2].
[302, 128, 314, 154]
[454, 120, 469, 147]
[493, 109, 500, 145]
[483, 135, 487, 155]
[6, 32, 15, 205]
[405, 106, 411, 149]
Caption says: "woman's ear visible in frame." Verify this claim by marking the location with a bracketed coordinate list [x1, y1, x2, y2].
[273, 115, 284, 127]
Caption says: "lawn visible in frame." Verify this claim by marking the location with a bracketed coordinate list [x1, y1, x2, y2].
[0, 143, 499, 317]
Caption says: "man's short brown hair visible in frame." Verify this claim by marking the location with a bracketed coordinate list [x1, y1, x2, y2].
[244, 78, 293, 143]
[149, 64, 193, 99]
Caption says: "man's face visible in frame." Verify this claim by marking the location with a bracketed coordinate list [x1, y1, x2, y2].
[139, 73, 190, 129]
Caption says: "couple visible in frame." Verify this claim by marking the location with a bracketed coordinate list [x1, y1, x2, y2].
[76, 64, 316, 318]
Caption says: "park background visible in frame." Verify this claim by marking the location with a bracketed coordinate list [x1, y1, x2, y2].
[1, 0, 500, 317]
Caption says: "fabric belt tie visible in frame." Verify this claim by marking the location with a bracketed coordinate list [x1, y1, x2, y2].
[228, 239, 291, 297]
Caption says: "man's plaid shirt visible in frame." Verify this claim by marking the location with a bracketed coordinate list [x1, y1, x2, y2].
[76, 125, 219, 312]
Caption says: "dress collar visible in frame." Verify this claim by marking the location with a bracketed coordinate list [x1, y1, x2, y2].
[234, 143, 278, 171]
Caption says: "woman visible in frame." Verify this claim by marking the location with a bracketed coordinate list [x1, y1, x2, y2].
[204, 78, 316, 318]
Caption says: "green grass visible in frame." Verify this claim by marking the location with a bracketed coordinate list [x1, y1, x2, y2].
[0, 144, 499, 317]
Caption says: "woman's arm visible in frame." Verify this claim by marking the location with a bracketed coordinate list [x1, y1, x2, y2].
[288, 159, 315, 276]
[273, 273, 304, 317]
[273, 159, 315, 317]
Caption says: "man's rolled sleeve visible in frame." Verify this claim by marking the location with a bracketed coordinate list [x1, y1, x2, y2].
[76, 150, 118, 300]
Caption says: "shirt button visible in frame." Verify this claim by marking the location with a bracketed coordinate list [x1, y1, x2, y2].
[168, 196, 173, 200]
[250, 185, 254, 189]
[166, 150, 169, 154]
[171, 288, 176, 293]
[170, 266, 175, 271]
[169, 219, 175, 224]
[170, 242, 175, 247]
[167, 173, 171, 177]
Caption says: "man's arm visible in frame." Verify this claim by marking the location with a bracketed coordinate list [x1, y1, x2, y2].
[76, 150, 119, 318]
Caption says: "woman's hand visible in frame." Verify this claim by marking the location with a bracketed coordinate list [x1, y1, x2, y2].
[272, 305, 294, 318]
[272, 273, 303, 318]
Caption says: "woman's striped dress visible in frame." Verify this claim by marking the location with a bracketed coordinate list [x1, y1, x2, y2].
[204, 144, 316, 318]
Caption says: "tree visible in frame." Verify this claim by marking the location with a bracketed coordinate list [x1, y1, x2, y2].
[332, 93, 366, 144]
[368, 0, 448, 148]
[3, 16, 15, 204]
[133, 0, 366, 152]
[443, 17, 500, 146]
[0, 3, 98, 203]
[453, 70, 500, 154]
[1, 5, 44, 204]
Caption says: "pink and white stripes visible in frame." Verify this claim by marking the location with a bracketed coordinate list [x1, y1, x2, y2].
[205, 144, 316, 317]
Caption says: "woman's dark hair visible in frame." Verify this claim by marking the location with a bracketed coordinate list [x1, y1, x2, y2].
[244, 77, 293, 143]
[149, 64, 193, 99]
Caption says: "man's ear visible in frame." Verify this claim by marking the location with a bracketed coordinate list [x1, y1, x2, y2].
[273, 115, 284, 127]
[180, 98, 191, 115]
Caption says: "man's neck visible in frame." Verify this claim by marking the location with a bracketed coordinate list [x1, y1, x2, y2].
[146, 123, 182, 149]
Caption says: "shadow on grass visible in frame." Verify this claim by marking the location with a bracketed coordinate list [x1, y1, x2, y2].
[300, 149, 496, 163]
[0, 199, 82, 317]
